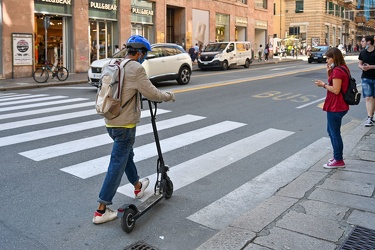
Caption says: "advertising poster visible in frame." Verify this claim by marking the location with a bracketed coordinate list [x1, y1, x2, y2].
[12, 33, 33, 66]
[192, 9, 209, 47]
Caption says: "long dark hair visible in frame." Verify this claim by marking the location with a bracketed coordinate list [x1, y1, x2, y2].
[325, 47, 346, 76]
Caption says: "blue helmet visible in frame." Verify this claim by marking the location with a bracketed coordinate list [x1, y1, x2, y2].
[126, 35, 152, 51]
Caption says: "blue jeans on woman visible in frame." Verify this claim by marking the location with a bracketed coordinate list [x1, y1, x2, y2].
[326, 111, 347, 161]
[98, 127, 139, 205]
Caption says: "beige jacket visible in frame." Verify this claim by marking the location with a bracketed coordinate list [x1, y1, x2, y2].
[105, 60, 173, 126]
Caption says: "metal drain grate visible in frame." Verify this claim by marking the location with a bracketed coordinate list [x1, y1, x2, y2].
[340, 226, 375, 250]
[124, 241, 158, 250]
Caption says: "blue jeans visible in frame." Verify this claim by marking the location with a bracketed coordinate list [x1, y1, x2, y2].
[326, 111, 347, 161]
[361, 78, 375, 98]
[98, 127, 139, 205]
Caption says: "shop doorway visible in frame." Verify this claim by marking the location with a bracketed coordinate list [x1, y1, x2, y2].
[131, 24, 154, 43]
[90, 20, 117, 64]
[166, 6, 186, 46]
[34, 14, 72, 71]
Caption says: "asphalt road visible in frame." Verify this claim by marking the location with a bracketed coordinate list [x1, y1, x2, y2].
[0, 58, 367, 250]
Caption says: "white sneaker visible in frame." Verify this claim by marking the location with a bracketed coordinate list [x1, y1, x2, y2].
[365, 117, 374, 127]
[92, 207, 117, 224]
[134, 178, 149, 199]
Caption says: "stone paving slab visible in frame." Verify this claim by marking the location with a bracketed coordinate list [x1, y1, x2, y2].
[308, 188, 375, 213]
[296, 200, 348, 221]
[253, 227, 336, 250]
[276, 211, 345, 242]
[231, 196, 298, 233]
[330, 170, 375, 185]
[318, 178, 374, 197]
[347, 210, 375, 230]
[195, 227, 255, 250]
[243, 244, 273, 250]
[343, 159, 375, 174]
[275, 171, 327, 199]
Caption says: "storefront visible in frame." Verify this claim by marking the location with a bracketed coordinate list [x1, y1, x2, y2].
[131, 0, 155, 43]
[34, 0, 73, 71]
[89, 0, 118, 64]
[235, 17, 248, 41]
[216, 13, 230, 42]
[255, 20, 268, 51]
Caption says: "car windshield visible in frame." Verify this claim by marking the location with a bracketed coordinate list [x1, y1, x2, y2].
[311, 46, 329, 52]
[204, 43, 228, 52]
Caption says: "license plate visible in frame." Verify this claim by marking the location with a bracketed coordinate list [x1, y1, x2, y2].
[314, 57, 318, 59]
[93, 73, 101, 78]
[204, 62, 208, 65]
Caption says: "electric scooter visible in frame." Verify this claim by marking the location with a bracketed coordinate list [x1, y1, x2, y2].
[117, 99, 174, 233]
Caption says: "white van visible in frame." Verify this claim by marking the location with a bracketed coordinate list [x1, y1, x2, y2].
[198, 41, 252, 70]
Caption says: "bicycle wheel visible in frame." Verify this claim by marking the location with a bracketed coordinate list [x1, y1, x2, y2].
[56, 67, 69, 81]
[33, 68, 49, 83]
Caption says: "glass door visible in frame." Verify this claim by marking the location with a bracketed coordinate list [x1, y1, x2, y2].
[90, 20, 113, 63]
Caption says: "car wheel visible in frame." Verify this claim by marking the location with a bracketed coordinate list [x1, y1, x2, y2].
[177, 66, 191, 85]
[244, 59, 250, 68]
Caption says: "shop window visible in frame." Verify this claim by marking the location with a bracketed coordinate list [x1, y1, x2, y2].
[295, 0, 304, 13]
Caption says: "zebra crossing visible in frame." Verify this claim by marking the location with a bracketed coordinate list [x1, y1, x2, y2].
[0, 92, 330, 230]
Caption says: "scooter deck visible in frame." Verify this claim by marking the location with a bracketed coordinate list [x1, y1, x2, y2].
[137, 193, 163, 213]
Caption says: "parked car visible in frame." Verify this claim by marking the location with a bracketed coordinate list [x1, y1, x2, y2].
[88, 43, 192, 87]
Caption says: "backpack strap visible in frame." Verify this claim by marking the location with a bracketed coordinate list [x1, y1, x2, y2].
[336, 66, 350, 95]
[120, 59, 136, 109]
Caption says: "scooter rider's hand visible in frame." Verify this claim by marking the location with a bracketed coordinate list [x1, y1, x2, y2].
[165, 91, 175, 102]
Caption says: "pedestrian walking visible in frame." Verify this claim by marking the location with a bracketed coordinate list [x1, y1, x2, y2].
[92, 35, 176, 224]
[114, 44, 120, 54]
[358, 35, 375, 127]
[258, 44, 263, 62]
[314, 47, 349, 169]
[264, 44, 269, 61]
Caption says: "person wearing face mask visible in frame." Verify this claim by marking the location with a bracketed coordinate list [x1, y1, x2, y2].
[314, 47, 349, 169]
[93, 35, 176, 224]
[358, 35, 375, 127]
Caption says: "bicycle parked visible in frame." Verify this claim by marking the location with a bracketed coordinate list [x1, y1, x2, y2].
[32, 58, 69, 83]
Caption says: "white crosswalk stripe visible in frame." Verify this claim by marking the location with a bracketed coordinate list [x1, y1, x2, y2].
[19, 115, 205, 161]
[0, 98, 88, 112]
[117, 128, 295, 200]
[60, 121, 246, 179]
[0, 94, 42, 102]
[0, 95, 68, 107]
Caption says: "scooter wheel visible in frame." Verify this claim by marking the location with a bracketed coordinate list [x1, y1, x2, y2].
[121, 208, 136, 233]
[165, 179, 173, 199]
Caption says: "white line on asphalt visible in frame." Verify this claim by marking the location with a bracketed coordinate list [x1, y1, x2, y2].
[0, 94, 49, 102]
[0, 102, 95, 120]
[0, 98, 88, 112]
[296, 97, 326, 109]
[0, 95, 68, 107]
[186, 137, 330, 230]
[60, 121, 246, 179]
[117, 128, 295, 200]
[0, 109, 170, 147]
[19, 115, 205, 161]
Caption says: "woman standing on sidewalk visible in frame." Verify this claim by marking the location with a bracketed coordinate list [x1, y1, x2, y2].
[314, 47, 349, 169]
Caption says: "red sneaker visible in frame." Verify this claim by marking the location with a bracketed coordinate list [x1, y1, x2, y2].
[323, 159, 345, 169]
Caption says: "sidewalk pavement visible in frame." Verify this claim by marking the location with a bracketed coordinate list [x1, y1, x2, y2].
[0, 55, 303, 91]
[197, 123, 375, 250]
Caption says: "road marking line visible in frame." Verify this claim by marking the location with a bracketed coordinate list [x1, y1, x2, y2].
[186, 137, 330, 230]
[0, 95, 68, 107]
[60, 121, 246, 179]
[0, 94, 49, 102]
[0, 109, 170, 147]
[19, 115, 205, 161]
[0, 98, 88, 112]
[117, 128, 295, 200]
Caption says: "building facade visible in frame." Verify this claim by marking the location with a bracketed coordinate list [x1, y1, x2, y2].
[0, 0, 273, 79]
[272, 0, 374, 51]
